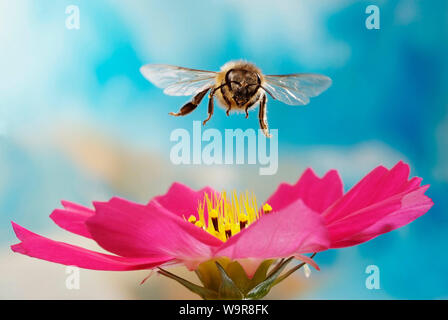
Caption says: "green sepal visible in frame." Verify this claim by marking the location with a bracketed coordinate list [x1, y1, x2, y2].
[274, 253, 317, 286]
[215, 262, 244, 300]
[195, 258, 230, 292]
[246, 259, 275, 294]
[245, 257, 294, 300]
[273, 261, 306, 286]
[157, 257, 302, 300]
[158, 268, 218, 300]
[222, 261, 252, 294]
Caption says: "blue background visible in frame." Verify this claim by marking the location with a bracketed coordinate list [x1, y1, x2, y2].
[0, 0, 447, 299]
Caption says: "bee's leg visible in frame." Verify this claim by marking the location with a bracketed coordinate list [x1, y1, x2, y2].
[258, 94, 271, 138]
[245, 105, 250, 119]
[226, 107, 231, 116]
[203, 89, 215, 126]
[169, 87, 210, 117]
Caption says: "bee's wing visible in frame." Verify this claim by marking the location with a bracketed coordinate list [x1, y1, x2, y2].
[140, 64, 217, 96]
[264, 74, 332, 105]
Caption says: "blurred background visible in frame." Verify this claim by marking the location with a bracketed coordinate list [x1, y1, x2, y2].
[1, 0, 447, 299]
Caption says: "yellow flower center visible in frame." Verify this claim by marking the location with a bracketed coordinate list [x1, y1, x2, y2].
[186, 190, 271, 242]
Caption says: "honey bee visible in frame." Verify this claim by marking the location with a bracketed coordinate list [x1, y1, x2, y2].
[140, 60, 331, 137]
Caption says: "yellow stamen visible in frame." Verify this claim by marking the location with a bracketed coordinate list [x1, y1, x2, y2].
[231, 224, 239, 236]
[209, 209, 219, 231]
[238, 213, 248, 229]
[191, 190, 271, 242]
[195, 220, 204, 228]
[224, 222, 231, 240]
[263, 203, 272, 214]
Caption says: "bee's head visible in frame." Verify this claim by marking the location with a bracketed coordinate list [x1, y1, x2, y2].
[226, 69, 260, 105]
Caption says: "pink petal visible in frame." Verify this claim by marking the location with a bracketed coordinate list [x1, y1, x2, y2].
[214, 199, 330, 262]
[323, 161, 412, 224]
[267, 168, 343, 213]
[330, 186, 433, 247]
[86, 197, 223, 262]
[236, 258, 264, 279]
[11, 222, 171, 271]
[50, 201, 94, 239]
[321, 161, 433, 247]
[151, 182, 218, 220]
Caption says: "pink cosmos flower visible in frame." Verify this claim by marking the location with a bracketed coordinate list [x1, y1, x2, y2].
[11, 161, 432, 299]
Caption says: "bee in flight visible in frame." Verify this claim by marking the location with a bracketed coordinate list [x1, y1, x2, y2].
[140, 60, 332, 138]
